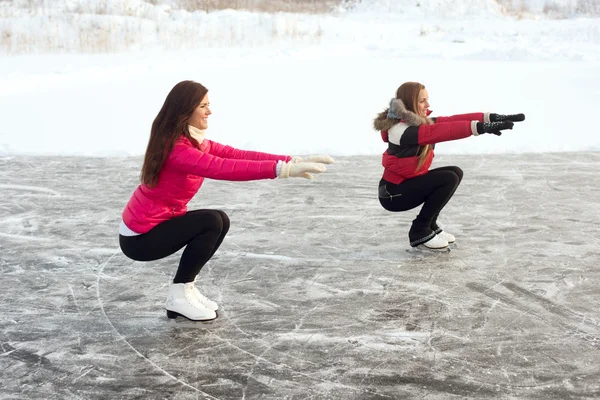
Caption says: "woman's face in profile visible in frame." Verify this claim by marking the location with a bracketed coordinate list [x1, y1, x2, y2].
[189, 94, 211, 130]
[417, 89, 430, 118]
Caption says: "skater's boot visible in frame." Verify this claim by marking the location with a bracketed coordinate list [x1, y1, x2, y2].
[192, 278, 218, 311]
[165, 283, 217, 321]
[431, 216, 455, 244]
[419, 234, 449, 250]
[409, 216, 438, 247]
[435, 230, 455, 244]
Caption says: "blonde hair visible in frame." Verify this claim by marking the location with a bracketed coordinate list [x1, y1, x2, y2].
[396, 82, 433, 172]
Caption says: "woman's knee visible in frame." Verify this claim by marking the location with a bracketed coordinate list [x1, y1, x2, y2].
[452, 166, 463, 182]
[203, 210, 225, 233]
[215, 210, 230, 233]
[441, 166, 463, 182]
[204, 210, 231, 237]
[433, 166, 463, 183]
[437, 170, 460, 187]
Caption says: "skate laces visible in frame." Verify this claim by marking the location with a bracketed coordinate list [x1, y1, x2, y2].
[195, 289, 210, 303]
[192, 278, 214, 306]
[183, 283, 205, 309]
[194, 288, 215, 307]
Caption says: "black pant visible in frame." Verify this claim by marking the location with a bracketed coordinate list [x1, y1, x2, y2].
[378, 166, 463, 243]
[119, 209, 230, 283]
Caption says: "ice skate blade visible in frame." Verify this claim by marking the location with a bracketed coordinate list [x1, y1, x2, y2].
[166, 310, 218, 326]
[409, 244, 451, 253]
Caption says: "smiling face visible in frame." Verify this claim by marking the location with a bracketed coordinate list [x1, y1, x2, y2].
[189, 93, 211, 130]
[416, 88, 430, 118]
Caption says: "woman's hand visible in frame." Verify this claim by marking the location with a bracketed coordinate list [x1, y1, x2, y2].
[476, 121, 515, 136]
[279, 161, 327, 179]
[490, 113, 525, 122]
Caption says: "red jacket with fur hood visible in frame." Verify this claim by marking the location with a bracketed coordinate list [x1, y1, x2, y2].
[373, 98, 490, 184]
[122, 135, 291, 234]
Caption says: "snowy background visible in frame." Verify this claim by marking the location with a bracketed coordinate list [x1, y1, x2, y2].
[1, 0, 599, 157]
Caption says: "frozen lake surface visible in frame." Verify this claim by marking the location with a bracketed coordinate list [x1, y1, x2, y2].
[1, 153, 599, 399]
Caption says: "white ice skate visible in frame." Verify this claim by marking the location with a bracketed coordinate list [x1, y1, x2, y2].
[435, 230, 455, 244]
[415, 234, 450, 252]
[192, 278, 218, 311]
[165, 283, 217, 322]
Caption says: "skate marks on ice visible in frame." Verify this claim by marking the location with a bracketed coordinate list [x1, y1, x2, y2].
[1, 154, 600, 399]
[91, 238, 508, 399]
[95, 256, 414, 399]
[451, 280, 600, 393]
[467, 281, 600, 347]
[95, 250, 600, 396]
[85, 227, 406, 399]
[93, 253, 222, 399]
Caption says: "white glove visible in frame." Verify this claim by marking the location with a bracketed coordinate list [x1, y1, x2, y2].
[279, 161, 326, 179]
[291, 155, 335, 164]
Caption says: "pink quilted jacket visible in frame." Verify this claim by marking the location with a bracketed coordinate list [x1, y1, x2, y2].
[122, 136, 291, 233]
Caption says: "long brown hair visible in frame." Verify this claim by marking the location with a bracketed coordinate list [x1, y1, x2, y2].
[396, 82, 432, 171]
[140, 80, 208, 187]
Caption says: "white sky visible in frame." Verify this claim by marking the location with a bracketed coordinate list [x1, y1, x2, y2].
[1, 0, 599, 157]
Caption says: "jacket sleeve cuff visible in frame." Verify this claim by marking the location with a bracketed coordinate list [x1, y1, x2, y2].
[471, 121, 480, 136]
[275, 160, 284, 177]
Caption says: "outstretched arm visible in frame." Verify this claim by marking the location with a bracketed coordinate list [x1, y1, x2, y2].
[435, 112, 525, 124]
[208, 140, 291, 162]
[396, 121, 476, 146]
[490, 113, 525, 122]
[208, 140, 335, 165]
[169, 144, 278, 181]
[434, 113, 490, 123]
[396, 119, 515, 146]
[169, 143, 329, 181]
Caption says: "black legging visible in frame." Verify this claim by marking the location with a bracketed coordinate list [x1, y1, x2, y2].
[379, 166, 463, 242]
[119, 209, 230, 283]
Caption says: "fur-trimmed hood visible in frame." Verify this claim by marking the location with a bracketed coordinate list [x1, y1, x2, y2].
[373, 98, 433, 131]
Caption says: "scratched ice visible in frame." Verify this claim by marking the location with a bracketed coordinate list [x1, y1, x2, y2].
[1, 153, 599, 399]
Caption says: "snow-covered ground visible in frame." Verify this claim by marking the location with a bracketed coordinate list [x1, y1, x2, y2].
[1, 0, 599, 157]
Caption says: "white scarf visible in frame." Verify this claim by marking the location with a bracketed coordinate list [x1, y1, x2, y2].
[188, 125, 206, 144]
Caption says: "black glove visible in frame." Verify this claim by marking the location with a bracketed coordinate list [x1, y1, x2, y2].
[477, 121, 514, 136]
[490, 113, 525, 122]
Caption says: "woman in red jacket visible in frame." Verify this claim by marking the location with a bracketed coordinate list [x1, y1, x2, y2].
[119, 80, 333, 322]
[374, 81, 524, 251]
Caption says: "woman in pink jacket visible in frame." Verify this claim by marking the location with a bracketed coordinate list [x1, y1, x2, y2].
[119, 80, 333, 322]
[374, 81, 524, 251]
